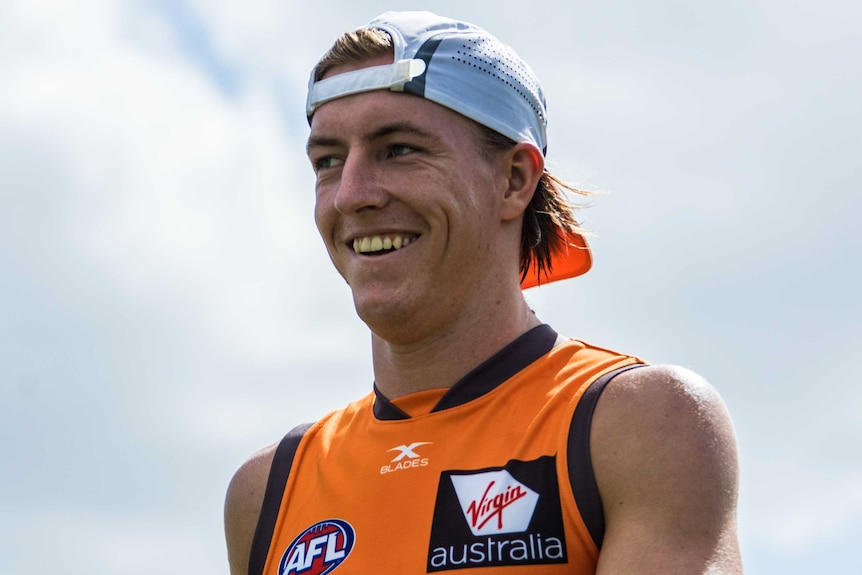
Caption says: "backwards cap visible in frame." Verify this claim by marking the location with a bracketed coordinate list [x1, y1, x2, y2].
[307, 11, 592, 288]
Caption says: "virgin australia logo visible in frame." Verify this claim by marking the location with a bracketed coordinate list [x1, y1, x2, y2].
[426, 457, 568, 572]
[450, 470, 539, 536]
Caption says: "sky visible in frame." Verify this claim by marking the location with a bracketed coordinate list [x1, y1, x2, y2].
[1, 0, 860, 573]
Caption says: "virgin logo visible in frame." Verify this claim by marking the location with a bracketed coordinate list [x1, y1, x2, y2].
[450, 470, 539, 536]
[468, 481, 527, 530]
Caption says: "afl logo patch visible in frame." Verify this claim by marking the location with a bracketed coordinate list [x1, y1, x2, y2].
[278, 519, 355, 575]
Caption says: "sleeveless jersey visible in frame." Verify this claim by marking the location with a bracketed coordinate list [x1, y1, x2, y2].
[250, 325, 644, 574]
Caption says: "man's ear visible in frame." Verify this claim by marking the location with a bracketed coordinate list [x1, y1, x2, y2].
[501, 143, 544, 221]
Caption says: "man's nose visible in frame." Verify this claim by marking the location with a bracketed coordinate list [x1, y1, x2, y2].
[333, 154, 389, 215]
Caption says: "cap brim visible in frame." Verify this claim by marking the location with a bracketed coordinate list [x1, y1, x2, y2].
[520, 231, 592, 290]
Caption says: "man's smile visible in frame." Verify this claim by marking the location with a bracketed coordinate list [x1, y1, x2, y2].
[351, 233, 419, 255]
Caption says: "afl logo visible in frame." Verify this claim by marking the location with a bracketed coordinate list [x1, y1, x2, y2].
[278, 519, 355, 575]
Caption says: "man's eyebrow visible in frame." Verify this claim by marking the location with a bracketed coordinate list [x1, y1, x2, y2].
[306, 135, 340, 154]
[366, 121, 437, 142]
[306, 121, 438, 153]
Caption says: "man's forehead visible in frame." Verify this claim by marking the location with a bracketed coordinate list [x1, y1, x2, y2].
[308, 88, 471, 144]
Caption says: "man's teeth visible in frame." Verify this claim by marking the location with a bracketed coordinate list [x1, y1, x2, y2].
[353, 235, 413, 254]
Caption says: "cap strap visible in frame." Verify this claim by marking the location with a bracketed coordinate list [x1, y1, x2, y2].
[306, 58, 427, 116]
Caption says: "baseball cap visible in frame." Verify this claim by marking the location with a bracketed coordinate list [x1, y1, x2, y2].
[307, 11, 592, 288]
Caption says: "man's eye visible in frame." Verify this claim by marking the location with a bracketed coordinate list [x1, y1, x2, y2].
[389, 144, 416, 157]
[314, 156, 344, 171]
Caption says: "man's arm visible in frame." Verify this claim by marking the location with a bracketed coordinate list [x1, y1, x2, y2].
[591, 365, 742, 574]
[224, 443, 277, 575]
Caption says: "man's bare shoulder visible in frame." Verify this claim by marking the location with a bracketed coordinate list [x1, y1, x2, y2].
[591, 364, 742, 574]
[224, 442, 278, 575]
[596, 363, 735, 433]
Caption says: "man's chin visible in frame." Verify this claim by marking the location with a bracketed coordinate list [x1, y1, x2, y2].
[352, 290, 421, 336]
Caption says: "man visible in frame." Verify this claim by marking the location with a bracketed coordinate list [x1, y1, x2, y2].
[225, 11, 741, 575]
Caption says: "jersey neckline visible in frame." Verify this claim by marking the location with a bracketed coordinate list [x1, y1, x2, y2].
[372, 324, 559, 420]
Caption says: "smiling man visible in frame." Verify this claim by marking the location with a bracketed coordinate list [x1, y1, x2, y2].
[225, 11, 741, 575]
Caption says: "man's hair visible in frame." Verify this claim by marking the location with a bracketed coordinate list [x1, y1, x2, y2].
[313, 28, 393, 82]
[313, 28, 590, 283]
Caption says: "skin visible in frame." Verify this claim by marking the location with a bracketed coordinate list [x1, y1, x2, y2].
[225, 55, 742, 575]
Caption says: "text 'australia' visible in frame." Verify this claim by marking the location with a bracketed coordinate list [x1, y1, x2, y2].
[429, 533, 564, 570]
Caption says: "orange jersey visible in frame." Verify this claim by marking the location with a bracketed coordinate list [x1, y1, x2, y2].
[250, 325, 645, 574]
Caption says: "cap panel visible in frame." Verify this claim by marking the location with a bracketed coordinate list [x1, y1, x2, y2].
[371, 12, 547, 153]
[410, 32, 547, 152]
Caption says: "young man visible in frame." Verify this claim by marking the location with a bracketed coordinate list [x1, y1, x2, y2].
[225, 11, 741, 575]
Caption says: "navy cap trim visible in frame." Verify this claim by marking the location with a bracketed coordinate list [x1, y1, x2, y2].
[402, 37, 443, 97]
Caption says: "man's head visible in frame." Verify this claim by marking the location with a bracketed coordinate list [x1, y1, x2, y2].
[307, 11, 591, 293]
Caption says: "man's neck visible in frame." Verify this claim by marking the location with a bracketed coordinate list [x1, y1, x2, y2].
[370, 297, 542, 399]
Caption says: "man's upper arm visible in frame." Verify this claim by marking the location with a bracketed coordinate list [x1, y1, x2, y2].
[591, 364, 742, 574]
[224, 443, 277, 575]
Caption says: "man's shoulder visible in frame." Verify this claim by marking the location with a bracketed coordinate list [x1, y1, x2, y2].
[600, 363, 726, 411]
[224, 442, 279, 575]
[589, 364, 742, 572]
[226, 441, 279, 518]
[592, 363, 736, 460]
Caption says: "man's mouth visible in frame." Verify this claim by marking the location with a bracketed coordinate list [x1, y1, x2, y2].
[352, 234, 418, 255]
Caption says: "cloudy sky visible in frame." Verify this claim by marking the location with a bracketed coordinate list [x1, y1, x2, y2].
[1, 0, 860, 573]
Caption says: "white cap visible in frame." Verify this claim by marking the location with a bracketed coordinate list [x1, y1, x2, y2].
[307, 11, 549, 154]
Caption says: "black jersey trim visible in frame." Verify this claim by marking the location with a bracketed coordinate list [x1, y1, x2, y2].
[433, 324, 558, 412]
[372, 324, 558, 420]
[248, 422, 313, 575]
[567, 363, 646, 549]
[373, 384, 412, 420]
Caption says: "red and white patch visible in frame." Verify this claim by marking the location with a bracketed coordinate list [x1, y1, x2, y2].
[450, 470, 539, 536]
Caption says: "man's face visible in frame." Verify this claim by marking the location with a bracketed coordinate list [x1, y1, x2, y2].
[307, 59, 515, 339]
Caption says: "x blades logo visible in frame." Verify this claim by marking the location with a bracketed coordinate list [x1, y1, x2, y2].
[389, 442, 432, 461]
[278, 519, 355, 575]
[380, 442, 432, 475]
